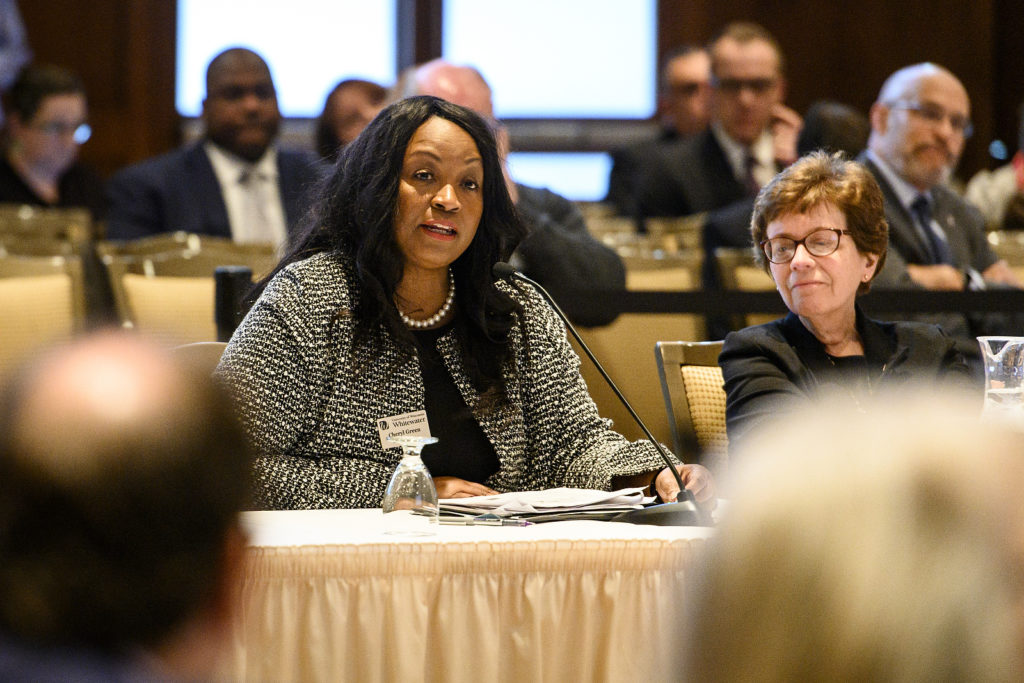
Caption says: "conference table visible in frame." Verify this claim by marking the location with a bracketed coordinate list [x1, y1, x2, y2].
[219, 508, 714, 683]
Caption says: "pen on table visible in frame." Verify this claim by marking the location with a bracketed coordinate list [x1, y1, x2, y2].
[439, 516, 533, 527]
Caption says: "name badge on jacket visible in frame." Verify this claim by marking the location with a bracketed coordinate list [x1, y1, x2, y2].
[377, 410, 431, 449]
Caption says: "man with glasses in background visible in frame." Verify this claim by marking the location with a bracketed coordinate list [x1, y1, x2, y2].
[860, 62, 1021, 360]
[636, 22, 801, 222]
[605, 45, 712, 217]
[635, 22, 803, 338]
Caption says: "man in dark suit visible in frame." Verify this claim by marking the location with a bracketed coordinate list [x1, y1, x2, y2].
[605, 45, 711, 217]
[635, 23, 801, 226]
[635, 23, 802, 337]
[106, 47, 321, 247]
[861, 62, 1021, 350]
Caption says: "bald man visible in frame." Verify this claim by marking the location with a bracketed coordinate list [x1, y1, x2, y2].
[0, 332, 251, 681]
[400, 59, 626, 327]
[106, 47, 322, 246]
[860, 62, 1021, 355]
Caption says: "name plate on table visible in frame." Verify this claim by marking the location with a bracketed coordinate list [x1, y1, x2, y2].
[377, 410, 431, 448]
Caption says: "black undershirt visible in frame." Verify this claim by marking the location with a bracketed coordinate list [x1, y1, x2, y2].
[412, 324, 500, 484]
[825, 353, 876, 400]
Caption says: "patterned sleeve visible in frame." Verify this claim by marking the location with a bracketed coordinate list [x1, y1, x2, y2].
[216, 269, 330, 459]
[512, 286, 673, 491]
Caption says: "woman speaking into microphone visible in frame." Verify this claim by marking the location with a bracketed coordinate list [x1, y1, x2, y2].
[217, 96, 712, 510]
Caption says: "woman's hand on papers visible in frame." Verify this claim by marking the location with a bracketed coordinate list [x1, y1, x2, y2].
[655, 464, 715, 506]
[434, 476, 499, 499]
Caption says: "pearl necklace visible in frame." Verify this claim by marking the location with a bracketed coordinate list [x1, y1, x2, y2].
[398, 270, 455, 329]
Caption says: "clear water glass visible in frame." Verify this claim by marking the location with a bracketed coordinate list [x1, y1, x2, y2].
[979, 336, 1024, 424]
[381, 436, 439, 535]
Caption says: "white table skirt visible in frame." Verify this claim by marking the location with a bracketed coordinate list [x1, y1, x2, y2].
[220, 509, 713, 683]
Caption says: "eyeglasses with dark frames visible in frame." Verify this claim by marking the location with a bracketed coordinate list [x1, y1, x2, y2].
[761, 227, 852, 264]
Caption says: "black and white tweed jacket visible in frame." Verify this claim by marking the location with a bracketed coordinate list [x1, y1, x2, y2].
[217, 251, 671, 509]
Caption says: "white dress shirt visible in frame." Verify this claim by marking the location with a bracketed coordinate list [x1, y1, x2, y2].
[711, 123, 777, 189]
[204, 142, 288, 248]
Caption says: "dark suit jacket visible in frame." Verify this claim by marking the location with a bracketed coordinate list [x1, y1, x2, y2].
[859, 154, 1004, 347]
[105, 142, 322, 240]
[720, 310, 973, 454]
[605, 129, 678, 218]
[859, 155, 997, 282]
[635, 128, 748, 218]
[513, 183, 626, 326]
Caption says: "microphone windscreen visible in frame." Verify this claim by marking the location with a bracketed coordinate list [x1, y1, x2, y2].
[492, 262, 517, 280]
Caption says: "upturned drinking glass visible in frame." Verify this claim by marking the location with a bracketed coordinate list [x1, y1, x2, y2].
[381, 436, 439, 535]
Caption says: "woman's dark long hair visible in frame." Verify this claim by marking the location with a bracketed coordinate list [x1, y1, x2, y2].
[261, 95, 527, 402]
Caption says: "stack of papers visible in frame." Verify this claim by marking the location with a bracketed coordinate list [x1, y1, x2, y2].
[440, 487, 656, 522]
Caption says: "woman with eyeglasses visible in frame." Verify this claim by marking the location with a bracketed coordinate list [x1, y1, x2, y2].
[0, 64, 105, 220]
[719, 151, 974, 453]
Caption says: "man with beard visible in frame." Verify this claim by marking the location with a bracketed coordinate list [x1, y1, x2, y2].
[106, 47, 321, 248]
[860, 62, 1021, 356]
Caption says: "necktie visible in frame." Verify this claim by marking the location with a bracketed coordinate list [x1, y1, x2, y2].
[910, 195, 953, 265]
[238, 169, 273, 244]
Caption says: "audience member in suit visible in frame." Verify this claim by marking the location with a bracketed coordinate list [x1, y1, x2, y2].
[605, 45, 711, 217]
[859, 62, 1021, 358]
[401, 59, 626, 326]
[105, 47, 321, 248]
[315, 78, 386, 163]
[0, 64, 105, 220]
[636, 23, 801, 225]
[0, 331, 252, 681]
[637, 23, 802, 338]
[796, 99, 870, 159]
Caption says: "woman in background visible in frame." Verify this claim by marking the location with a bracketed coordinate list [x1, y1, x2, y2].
[719, 152, 973, 453]
[314, 78, 386, 163]
[0, 64, 104, 220]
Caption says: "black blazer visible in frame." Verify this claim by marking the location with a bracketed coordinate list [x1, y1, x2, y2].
[719, 310, 973, 454]
[635, 128, 748, 218]
[105, 142, 322, 240]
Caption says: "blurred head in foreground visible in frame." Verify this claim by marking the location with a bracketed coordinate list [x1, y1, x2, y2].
[0, 332, 252, 680]
[684, 391, 1024, 682]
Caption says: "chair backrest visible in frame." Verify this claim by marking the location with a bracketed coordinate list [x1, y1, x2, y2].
[100, 236, 271, 345]
[0, 231, 80, 258]
[655, 340, 728, 475]
[622, 251, 702, 291]
[0, 253, 86, 374]
[97, 233, 278, 279]
[644, 212, 706, 251]
[172, 341, 227, 377]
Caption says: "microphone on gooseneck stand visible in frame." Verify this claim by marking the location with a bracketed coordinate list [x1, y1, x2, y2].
[492, 262, 712, 526]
